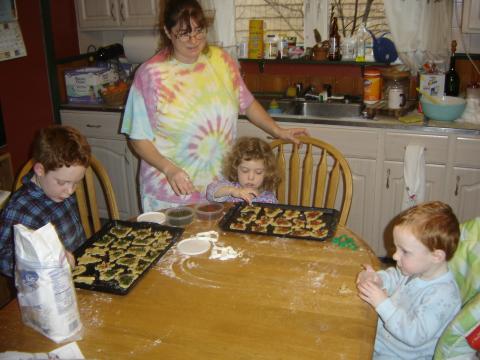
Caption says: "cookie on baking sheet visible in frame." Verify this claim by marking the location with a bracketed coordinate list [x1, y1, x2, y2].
[306, 219, 326, 230]
[283, 209, 301, 219]
[77, 254, 102, 265]
[132, 236, 155, 246]
[72, 265, 87, 277]
[240, 204, 261, 214]
[237, 212, 257, 224]
[255, 215, 274, 226]
[251, 223, 269, 233]
[99, 267, 125, 282]
[110, 238, 130, 249]
[230, 222, 247, 231]
[272, 226, 291, 235]
[93, 234, 115, 247]
[74, 275, 95, 285]
[304, 210, 324, 220]
[116, 256, 139, 268]
[109, 225, 132, 238]
[292, 218, 306, 229]
[116, 273, 136, 289]
[85, 246, 108, 257]
[309, 228, 329, 239]
[291, 228, 311, 237]
[264, 207, 283, 218]
[272, 217, 292, 227]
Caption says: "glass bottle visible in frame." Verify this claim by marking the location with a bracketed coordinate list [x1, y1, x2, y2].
[445, 56, 460, 96]
[328, 17, 341, 61]
[355, 23, 368, 62]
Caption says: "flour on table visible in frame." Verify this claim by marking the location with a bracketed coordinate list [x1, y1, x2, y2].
[209, 244, 243, 260]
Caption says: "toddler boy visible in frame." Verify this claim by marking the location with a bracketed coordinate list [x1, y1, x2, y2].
[357, 201, 462, 359]
[0, 125, 91, 277]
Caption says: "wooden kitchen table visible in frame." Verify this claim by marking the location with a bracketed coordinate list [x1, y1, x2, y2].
[0, 214, 381, 359]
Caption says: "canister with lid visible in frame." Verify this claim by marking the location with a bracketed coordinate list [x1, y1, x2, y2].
[381, 68, 410, 101]
[363, 68, 381, 104]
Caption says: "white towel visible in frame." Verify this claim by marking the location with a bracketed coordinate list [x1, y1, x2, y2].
[402, 144, 426, 210]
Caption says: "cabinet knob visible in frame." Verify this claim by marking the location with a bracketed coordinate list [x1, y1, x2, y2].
[386, 168, 390, 189]
[455, 175, 460, 196]
[86, 124, 102, 128]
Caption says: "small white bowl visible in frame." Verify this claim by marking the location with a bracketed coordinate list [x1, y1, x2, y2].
[136, 211, 166, 225]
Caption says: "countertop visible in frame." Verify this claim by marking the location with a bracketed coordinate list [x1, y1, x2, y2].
[59, 103, 480, 136]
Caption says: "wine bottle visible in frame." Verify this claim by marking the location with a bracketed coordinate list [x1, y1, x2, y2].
[328, 17, 342, 61]
[445, 56, 460, 96]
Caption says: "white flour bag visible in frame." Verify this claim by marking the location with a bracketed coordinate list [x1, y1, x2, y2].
[13, 223, 83, 343]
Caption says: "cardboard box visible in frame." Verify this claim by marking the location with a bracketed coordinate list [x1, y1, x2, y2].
[419, 73, 445, 97]
[65, 67, 118, 104]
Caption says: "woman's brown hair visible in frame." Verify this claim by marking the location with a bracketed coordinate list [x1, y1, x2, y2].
[33, 125, 91, 172]
[161, 0, 209, 54]
[222, 137, 280, 192]
[392, 201, 460, 260]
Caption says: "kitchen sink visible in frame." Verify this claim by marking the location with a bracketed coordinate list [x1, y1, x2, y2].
[257, 97, 362, 118]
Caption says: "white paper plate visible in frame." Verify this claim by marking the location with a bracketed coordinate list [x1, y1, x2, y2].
[177, 238, 211, 255]
[136, 211, 166, 224]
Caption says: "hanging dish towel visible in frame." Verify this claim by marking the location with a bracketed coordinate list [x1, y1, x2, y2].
[402, 144, 426, 210]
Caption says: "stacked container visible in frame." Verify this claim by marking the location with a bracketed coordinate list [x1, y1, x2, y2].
[248, 19, 264, 59]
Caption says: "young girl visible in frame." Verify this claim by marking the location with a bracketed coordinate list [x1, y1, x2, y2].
[206, 137, 280, 204]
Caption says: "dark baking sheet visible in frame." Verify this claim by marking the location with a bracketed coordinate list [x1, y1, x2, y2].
[219, 202, 339, 242]
[72, 220, 183, 295]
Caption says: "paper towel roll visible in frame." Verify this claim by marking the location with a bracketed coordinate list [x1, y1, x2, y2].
[123, 33, 161, 64]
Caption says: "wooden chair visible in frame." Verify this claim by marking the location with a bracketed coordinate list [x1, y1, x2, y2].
[14, 156, 119, 238]
[269, 136, 353, 226]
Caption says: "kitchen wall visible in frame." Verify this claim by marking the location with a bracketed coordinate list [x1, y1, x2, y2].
[0, 0, 79, 176]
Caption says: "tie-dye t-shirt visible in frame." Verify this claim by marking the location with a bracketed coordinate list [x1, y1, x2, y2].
[121, 46, 254, 211]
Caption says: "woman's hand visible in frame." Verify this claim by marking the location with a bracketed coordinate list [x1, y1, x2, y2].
[230, 187, 259, 204]
[164, 164, 196, 196]
[275, 127, 310, 145]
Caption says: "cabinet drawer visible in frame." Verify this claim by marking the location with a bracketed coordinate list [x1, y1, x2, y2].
[305, 125, 378, 158]
[384, 132, 448, 163]
[60, 110, 124, 140]
[453, 136, 480, 167]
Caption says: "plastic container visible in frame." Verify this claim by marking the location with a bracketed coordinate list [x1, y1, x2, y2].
[137, 211, 166, 225]
[165, 207, 194, 227]
[194, 202, 224, 221]
[420, 96, 466, 122]
[363, 68, 381, 104]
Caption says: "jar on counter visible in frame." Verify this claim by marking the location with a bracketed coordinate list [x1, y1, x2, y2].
[387, 79, 406, 110]
[381, 68, 410, 101]
[363, 68, 381, 104]
[264, 34, 279, 59]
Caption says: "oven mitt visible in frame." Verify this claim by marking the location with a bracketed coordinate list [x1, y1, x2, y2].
[434, 217, 480, 359]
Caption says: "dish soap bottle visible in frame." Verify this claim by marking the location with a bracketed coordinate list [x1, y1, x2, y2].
[445, 41, 459, 96]
[355, 23, 368, 62]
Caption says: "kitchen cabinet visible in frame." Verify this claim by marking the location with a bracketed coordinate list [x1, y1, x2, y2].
[60, 110, 140, 220]
[449, 136, 480, 220]
[462, 0, 480, 33]
[0, 153, 13, 192]
[238, 119, 480, 256]
[75, 0, 159, 30]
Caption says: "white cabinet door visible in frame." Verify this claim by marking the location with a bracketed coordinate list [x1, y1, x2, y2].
[120, 0, 158, 28]
[75, 0, 119, 29]
[86, 138, 139, 220]
[345, 158, 377, 253]
[376, 161, 447, 257]
[449, 167, 480, 223]
[462, 0, 480, 33]
[75, 0, 158, 30]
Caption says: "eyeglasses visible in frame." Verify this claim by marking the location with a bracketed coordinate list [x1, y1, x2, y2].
[174, 27, 207, 42]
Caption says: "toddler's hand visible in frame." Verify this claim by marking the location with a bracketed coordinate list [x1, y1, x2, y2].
[356, 264, 382, 287]
[231, 187, 259, 204]
[357, 280, 388, 308]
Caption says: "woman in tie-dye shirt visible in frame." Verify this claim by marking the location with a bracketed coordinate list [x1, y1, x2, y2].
[121, 0, 307, 211]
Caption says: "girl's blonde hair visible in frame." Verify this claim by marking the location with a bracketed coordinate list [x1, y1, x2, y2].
[222, 137, 280, 192]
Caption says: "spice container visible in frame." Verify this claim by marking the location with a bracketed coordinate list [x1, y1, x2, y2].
[363, 68, 381, 104]
[264, 34, 278, 59]
[194, 202, 224, 221]
[248, 19, 264, 59]
[165, 207, 194, 227]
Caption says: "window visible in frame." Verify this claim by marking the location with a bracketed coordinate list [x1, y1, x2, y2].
[234, 0, 388, 46]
